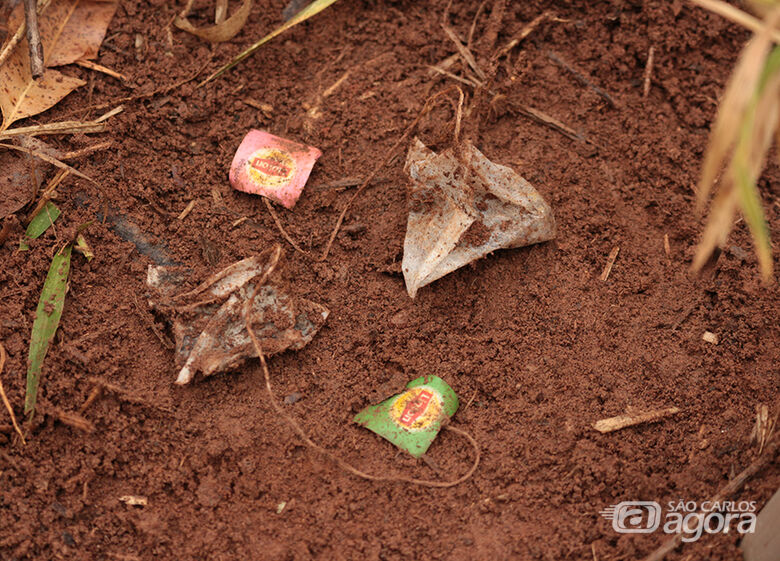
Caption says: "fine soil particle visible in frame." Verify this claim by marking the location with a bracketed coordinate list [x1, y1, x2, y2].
[1, 1, 779, 560]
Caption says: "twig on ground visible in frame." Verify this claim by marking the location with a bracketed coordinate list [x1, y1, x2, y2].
[73, 61, 210, 114]
[318, 86, 466, 261]
[61, 140, 113, 161]
[311, 177, 362, 191]
[663, 233, 671, 258]
[25, 168, 68, 224]
[131, 294, 174, 350]
[593, 407, 680, 433]
[671, 301, 699, 331]
[0, 343, 25, 443]
[600, 246, 620, 281]
[43, 404, 95, 432]
[516, 104, 591, 144]
[177, 200, 196, 221]
[75, 59, 127, 81]
[547, 51, 617, 107]
[467, 0, 489, 48]
[441, 23, 486, 82]
[263, 198, 310, 256]
[643, 46, 656, 98]
[494, 11, 552, 59]
[642, 434, 780, 561]
[0, 142, 95, 183]
[78, 386, 101, 415]
[23, 0, 44, 78]
[87, 376, 173, 412]
[0, 106, 121, 140]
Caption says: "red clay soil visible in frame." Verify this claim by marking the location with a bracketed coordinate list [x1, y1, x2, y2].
[1, 1, 779, 560]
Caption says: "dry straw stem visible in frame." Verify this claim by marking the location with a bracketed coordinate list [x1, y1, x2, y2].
[0, 343, 25, 444]
[689, 0, 780, 43]
[0, 105, 121, 140]
[752, 404, 777, 454]
[593, 406, 680, 433]
[245, 246, 480, 487]
[643, 46, 655, 97]
[0, 142, 95, 182]
[75, 59, 126, 81]
[599, 246, 620, 281]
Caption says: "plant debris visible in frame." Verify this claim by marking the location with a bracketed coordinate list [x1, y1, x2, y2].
[147, 245, 328, 385]
[174, 0, 252, 43]
[354, 376, 459, 458]
[25, 243, 71, 419]
[19, 200, 59, 250]
[593, 406, 681, 434]
[0, 0, 118, 130]
[402, 138, 556, 298]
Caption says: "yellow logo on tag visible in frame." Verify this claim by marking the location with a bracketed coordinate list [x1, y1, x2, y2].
[246, 148, 296, 189]
[389, 387, 442, 431]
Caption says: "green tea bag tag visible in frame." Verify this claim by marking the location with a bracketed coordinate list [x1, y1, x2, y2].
[354, 376, 459, 458]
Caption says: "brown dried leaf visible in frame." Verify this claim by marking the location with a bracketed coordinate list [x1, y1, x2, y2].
[174, 0, 253, 43]
[0, 0, 118, 130]
[46, 0, 118, 66]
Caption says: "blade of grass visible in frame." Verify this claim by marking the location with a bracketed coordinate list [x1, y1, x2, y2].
[20, 201, 60, 250]
[24, 244, 71, 419]
[694, 44, 780, 279]
[199, 0, 342, 86]
[731, 46, 780, 281]
[697, 35, 771, 208]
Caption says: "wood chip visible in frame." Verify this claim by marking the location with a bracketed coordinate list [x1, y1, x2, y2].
[702, 331, 719, 345]
[177, 199, 196, 220]
[593, 406, 681, 433]
[600, 246, 620, 281]
[643, 46, 655, 98]
[119, 495, 147, 506]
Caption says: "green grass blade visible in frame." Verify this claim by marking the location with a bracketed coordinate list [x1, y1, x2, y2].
[733, 162, 773, 279]
[24, 244, 72, 419]
[19, 202, 60, 250]
[730, 46, 780, 281]
[200, 0, 342, 85]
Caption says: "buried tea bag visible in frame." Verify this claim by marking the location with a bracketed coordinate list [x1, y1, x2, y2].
[354, 376, 459, 458]
[402, 139, 556, 298]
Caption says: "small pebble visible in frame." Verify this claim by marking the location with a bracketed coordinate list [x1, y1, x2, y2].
[283, 392, 301, 405]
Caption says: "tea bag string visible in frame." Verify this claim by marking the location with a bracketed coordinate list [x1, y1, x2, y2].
[244, 258, 480, 488]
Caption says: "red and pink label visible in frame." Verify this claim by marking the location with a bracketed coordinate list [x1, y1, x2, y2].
[229, 130, 321, 209]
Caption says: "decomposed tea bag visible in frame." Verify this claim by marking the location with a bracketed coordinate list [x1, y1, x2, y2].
[354, 376, 459, 458]
[229, 130, 321, 209]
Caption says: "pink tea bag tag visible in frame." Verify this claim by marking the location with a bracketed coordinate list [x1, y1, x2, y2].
[229, 130, 322, 209]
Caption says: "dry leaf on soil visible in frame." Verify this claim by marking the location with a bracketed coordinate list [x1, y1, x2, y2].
[174, 0, 253, 43]
[0, 0, 118, 131]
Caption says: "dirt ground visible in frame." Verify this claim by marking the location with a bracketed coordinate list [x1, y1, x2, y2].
[1, 0, 779, 559]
